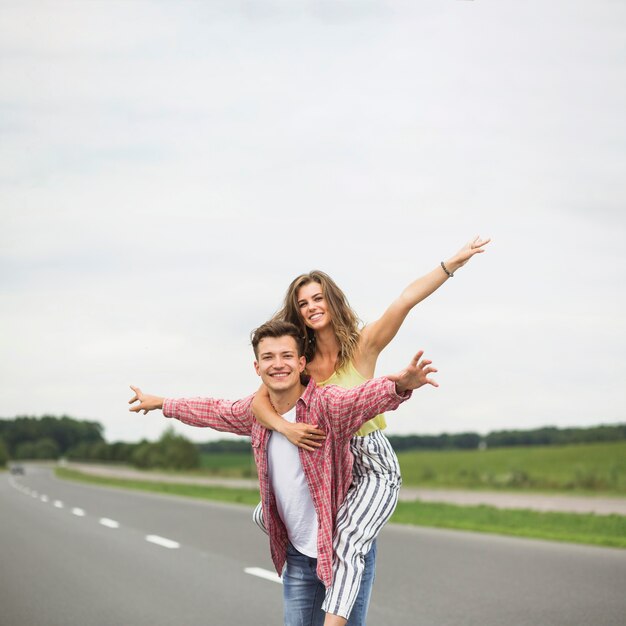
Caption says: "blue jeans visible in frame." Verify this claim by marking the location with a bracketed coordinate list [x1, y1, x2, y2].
[283, 541, 377, 626]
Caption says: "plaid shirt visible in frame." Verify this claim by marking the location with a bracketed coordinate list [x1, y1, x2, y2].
[163, 376, 411, 587]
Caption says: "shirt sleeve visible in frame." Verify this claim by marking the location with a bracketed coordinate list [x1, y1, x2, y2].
[321, 378, 412, 441]
[162, 394, 255, 437]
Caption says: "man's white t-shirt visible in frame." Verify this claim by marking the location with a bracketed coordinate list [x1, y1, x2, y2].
[267, 407, 318, 557]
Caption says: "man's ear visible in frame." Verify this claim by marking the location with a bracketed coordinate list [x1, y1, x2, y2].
[298, 356, 306, 372]
[254, 360, 261, 376]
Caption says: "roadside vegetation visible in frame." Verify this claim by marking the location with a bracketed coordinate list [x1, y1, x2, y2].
[396, 441, 626, 494]
[55, 466, 626, 549]
[195, 441, 626, 495]
[55, 467, 260, 505]
[0, 437, 8, 468]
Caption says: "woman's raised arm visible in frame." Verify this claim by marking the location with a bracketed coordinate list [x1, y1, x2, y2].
[359, 236, 490, 361]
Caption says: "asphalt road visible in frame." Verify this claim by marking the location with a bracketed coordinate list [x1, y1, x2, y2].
[1, 466, 625, 625]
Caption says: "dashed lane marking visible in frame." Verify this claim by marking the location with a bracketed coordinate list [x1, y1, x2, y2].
[99, 518, 120, 529]
[244, 567, 282, 584]
[146, 535, 180, 549]
[72, 508, 85, 517]
[54, 500, 63, 508]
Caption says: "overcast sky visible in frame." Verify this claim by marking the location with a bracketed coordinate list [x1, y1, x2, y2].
[1, 0, 624, 444]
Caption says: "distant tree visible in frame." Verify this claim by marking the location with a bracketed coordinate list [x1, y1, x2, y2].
[130, 441, 153, 469]
[128, 430, 199, 470]
[14, 437, 59, 460]
[32, 438, 60, 459]
[198, 439, 251, 454]
[14, 441, 37, 459]
[0, 437, 8, 467]
[0, 415, 104, 457]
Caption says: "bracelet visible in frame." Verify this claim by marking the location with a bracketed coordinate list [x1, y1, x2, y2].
[440, 261, 454, 278]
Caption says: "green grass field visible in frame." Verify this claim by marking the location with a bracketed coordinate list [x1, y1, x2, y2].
[55, 468, 261, 505]
[199, 451, 257, 477]
[55, 467, 626, 549]
[396, 441, 626, 493]
[199, 441, 626, 494]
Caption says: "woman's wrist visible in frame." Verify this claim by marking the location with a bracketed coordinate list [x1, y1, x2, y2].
[444, 256, 463, 274]
[274, 419, 289, 436]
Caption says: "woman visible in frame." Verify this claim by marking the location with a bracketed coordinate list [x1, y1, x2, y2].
[252, 236, 490, 626]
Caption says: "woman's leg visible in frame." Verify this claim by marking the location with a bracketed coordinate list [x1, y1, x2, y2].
[253, 500, 268, 535]
[322, 431, 401, 623]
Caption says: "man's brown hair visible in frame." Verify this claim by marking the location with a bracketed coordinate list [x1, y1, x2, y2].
[251, 320, 305, 359]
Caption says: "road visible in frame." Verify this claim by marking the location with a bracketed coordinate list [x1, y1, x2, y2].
[1, 465, 625, 625]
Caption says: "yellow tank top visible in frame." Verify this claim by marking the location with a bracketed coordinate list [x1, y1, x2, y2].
[316, 361, 387, 437]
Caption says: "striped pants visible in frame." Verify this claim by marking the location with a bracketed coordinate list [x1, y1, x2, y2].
[253, 429, 401, 622]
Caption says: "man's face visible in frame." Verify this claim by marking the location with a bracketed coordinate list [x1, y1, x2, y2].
[254, 335, 306, 393]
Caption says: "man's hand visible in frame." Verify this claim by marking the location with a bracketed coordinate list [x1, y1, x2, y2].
[279, 422, 326, 452]
[386, 351, 439, 393]
[128, 385, 165, 415]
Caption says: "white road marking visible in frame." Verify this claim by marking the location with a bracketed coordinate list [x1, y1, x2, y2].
[99, 518, 120, 529]
[244, 567, 283, 584]
[41, 495, 49, 502]
[54, 500, 63, 508]
[145, 535, 180, 549]
[72, 508, 85, 517]
[31, 491, 38, 498]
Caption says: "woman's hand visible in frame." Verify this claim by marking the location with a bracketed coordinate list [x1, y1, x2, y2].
[280, 421, 326, 452]
[447, 235, 491, 272]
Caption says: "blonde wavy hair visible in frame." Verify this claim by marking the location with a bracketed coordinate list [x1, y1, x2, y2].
[272, 270, 362, 372]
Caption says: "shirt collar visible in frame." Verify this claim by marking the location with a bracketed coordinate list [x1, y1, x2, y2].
[298, 375, 316, 408]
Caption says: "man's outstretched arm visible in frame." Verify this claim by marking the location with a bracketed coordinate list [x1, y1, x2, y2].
[128, 385, 254, 437]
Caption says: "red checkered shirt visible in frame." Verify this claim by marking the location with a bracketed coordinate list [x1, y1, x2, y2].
[162, 376, 411, 587]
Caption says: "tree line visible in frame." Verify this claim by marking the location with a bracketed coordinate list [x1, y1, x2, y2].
[0, 416, 198, 470]
[1, 416, 624, 471]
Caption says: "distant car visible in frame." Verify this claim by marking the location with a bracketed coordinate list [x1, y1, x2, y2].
[10, 465, 25, 475]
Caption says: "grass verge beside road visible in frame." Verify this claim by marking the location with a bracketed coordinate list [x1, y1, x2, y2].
[392, 501, 626, 548]
[55, 467, 626, 549]
[55, 468, 261, 505]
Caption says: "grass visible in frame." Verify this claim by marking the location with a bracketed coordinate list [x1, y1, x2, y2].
[390, 501, 626, 549]
[55, 467, 261, 505]
[396, 441, 626, 493]
[199, 441, 626, 495]
[199, 452, 257, 477]
[56, 467, 625, 549]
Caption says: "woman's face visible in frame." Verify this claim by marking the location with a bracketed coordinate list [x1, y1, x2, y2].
[296, 281, 331, 331]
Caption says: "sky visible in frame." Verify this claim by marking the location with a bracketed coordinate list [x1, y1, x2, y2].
[1, 0, 624, 444]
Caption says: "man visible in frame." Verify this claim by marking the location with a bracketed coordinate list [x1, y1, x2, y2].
[129, 320, 438, 625]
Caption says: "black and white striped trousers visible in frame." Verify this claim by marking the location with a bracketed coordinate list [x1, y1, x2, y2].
[253, 429, 401, 622]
